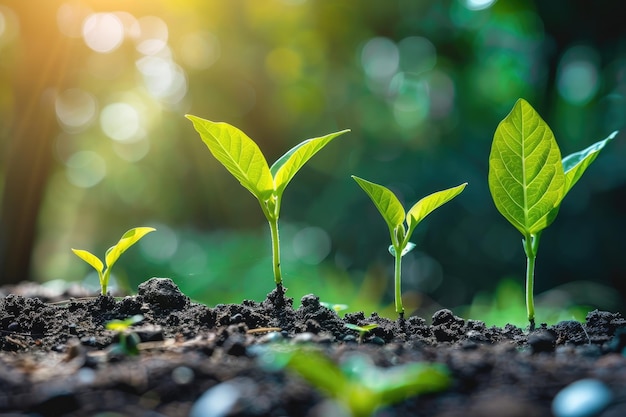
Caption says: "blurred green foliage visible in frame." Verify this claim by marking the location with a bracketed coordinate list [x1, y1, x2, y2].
[1, 0, 625, 321]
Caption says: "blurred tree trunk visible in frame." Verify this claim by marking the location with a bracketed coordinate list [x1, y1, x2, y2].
[0, 2, 76, 284]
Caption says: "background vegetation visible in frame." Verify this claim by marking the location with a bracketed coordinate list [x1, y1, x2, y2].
[1, 0, 624, 325]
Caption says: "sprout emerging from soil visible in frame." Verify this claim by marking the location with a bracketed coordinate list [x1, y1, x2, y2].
[72, 227, 156, 296]
[186, 115, 349, 292]
[352, 176, 467, 318]
[345, 323, 379, 344]
[489, 98, 616, 330]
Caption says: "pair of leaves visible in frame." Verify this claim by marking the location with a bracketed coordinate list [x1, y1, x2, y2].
[489, 98, 616, 237]
[186, 115, 350, 208]
[352, 176, 467, 256]
[72, 227, 156, 293]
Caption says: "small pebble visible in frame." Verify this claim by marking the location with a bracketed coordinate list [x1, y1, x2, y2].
[257, 331, 283, 344]
[171, 366, 194, 385]
[291, 332, 315, 344]
[189, 382, 240, 417]
[552, 379, 613, 417]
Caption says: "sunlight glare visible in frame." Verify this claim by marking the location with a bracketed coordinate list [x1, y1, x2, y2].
[57, 2, 92, 38]
[55, 88, 97, 132]
[136, 56, 188, 104]
[130, 15, 168, 55]
[100, 102, 141, 143]
[82, 12, 124, 53]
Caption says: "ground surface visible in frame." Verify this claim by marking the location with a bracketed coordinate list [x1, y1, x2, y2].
[1, 277, 626, 417]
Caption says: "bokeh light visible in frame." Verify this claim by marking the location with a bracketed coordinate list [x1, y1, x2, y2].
[82, 12, 124, 53]
[65, 150, 106, 188]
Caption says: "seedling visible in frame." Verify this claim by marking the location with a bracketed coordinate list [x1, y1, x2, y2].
[320, 302, 349, 314]
[186, 115, 349, 291]
[489, 98, 616, 330]
[106, 314, 143, 356]
[72, 227, 156, 295]
[345, 323, 379, 344]
[262, 346, 450, 417]
[352, 176, 467, 318]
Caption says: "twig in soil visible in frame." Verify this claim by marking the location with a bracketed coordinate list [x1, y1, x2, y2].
[246, 327, 282, 334]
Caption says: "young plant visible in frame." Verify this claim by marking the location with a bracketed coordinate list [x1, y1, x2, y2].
[72, 227, 156, 295]
[186, 115, 349, 291]
[106, 314, 143, 356]
[488, 98, 616, 330]
[262, 346, 450, 417]
[352, 176, 467, 318]
[320, 302, 349, 314]
[345, 323, 379, 344]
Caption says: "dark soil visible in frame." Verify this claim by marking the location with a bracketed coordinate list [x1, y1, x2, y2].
[2, 277, 626, 417]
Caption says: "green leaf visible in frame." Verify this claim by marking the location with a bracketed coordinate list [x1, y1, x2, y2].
[376, 363, 450, 405]
[352, 176, 405, 233]
[545, 130, 617, 224]
[285, 348, 350, 397]
[186, 115, 274, 200]
[406, 183, 467, 237]
[345, 323, 379, 333]
[105, 314, 144, 331]
[562, 131, 617, 194]
[105, 227, 156, 269]
[488, 98, 565, 235]
[71, 249, 104, 274]
[271, 129, 350, 196]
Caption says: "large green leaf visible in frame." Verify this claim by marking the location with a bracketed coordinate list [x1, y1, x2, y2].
[562, 130, 617, 193]
[352, 176, 405, 233]
[488, 99, 565, 235]
[105, 227, 156, 269]
[71, 249, 104, 274]
[406, 183, 467, 236]
[271, 129, 350, 196]
[186, 115, 274, 200]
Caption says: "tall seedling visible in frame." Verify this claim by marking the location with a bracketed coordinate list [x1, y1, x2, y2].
[489, 98, 616, 329]
[186, 115, 349, 292]
[352, 176, 467, 318]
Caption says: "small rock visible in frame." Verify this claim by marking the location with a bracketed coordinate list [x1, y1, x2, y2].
[137, 278, 188, 310]
[292, 332, 316, 344]
[257, 331, 284, 344]
[552, 379, 613, 417]
[189, 381, 240, 417]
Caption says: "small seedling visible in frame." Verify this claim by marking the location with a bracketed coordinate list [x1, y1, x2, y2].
[261, 346, 450, 417]
[345, 323, 379, 344]
[352, 176, 467, 318]
[186, 115, 349, 291]
[72, 227, 156, 295]
[320, 302, 349, 314]
[105, 314, 143, 356]
[489, 98, 616, 330]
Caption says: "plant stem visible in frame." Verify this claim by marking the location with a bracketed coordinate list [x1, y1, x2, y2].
[394, 251, 404, 318]
[268, 217, 282, 286]
[101, 270, 108, 296]
[523, 235, 536, 331]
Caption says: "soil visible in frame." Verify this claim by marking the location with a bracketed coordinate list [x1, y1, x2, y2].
[1, 277, 626, 417]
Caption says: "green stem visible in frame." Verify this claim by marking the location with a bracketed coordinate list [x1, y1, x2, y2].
[268, 216, 282, 286]
[394, 251, 404, 318]
[523, 235, 537, 330]
[101, 270, 108, 296]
